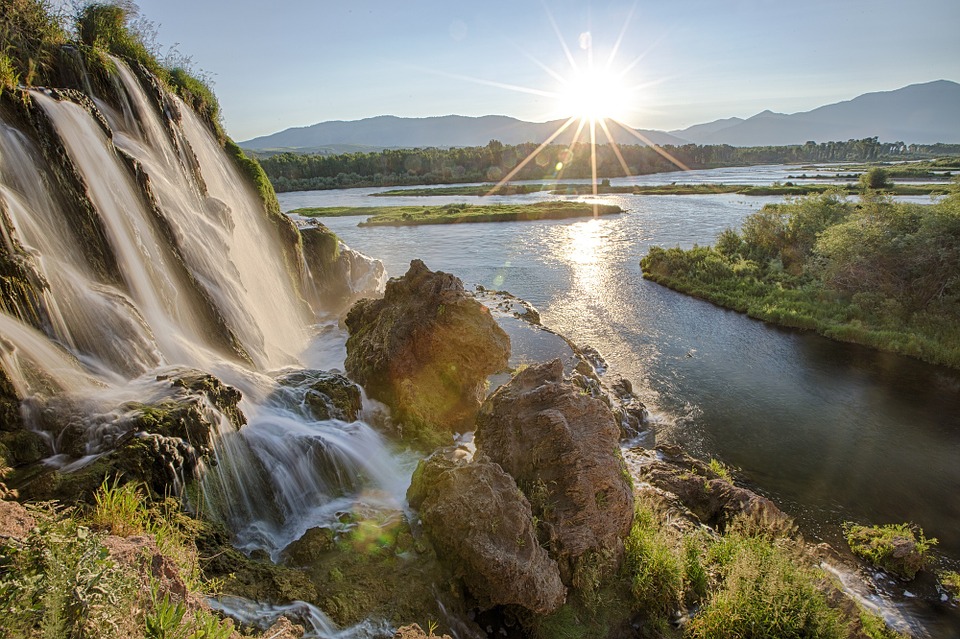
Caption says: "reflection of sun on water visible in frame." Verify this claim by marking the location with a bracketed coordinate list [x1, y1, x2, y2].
[563, 218, 607, 297]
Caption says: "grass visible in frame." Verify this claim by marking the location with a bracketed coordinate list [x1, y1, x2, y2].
[688, 534, 847, 639]
[0, 488, 234, 639]
[843, 522, 937, 580]
[292, 201, 623, 226]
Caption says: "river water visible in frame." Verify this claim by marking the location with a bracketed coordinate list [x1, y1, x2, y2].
[278, 167, 960, 565]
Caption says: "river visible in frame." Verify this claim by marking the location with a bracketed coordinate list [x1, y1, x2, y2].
[279, 166, 960, 634]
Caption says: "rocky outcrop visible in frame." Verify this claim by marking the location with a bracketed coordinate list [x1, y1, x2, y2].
[300, 221, 386, 316]
[475, 359, 634, 581]
[630, 445, 792, 534]
[13, 369, 245, 502]
[275, 370, 362, 422]
[407, 449, 566, 615]
[345, 260, 509, 445]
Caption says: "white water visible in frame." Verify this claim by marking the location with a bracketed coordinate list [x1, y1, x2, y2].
[0, 62, 403, 590]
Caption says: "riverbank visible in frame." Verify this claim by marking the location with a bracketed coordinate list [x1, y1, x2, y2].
[640, 191, 960, 370]
[291, 201, 623, 226]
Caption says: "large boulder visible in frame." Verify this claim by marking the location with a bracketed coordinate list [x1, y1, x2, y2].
[407, 449, 566, 615]
[345, 260, 509, 445]
[475, 359, 634, 581]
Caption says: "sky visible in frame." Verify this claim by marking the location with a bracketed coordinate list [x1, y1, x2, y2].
[117, 0, 960, 142]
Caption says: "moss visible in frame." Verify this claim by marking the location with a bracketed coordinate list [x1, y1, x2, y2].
[843, 522, 937, 581]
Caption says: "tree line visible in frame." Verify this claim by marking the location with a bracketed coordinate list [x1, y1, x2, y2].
[254, 138, 960, 192]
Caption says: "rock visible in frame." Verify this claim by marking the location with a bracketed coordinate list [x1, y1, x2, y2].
[13, 369, 246, 503]
[261, 616, 305, 639]
[407, 450, 566, 615]
[300, 222, 386, 316]
[394, 623, 452, 639]
[475, 359, 634, 581]
[635, 445, 792, 534]
[844, 523, 932, 581]
[0, 499, 36, 539]
[282, 526, 337, 567]
[276, 370, 362, 422]
[345, 260, 509, 445]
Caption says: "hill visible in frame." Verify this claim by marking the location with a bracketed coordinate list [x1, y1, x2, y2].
[240, 114, 685, 152]
[672, 80, 960, 146]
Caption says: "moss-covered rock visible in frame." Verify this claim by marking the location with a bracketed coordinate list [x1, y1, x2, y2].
[13, 370, 245, 503]
[344, 260, 509, 447]
[275, 370, 362, 422]
[844, 522, 937, 581]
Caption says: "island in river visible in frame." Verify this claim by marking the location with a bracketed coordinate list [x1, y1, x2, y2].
[290, 201, 623, 226]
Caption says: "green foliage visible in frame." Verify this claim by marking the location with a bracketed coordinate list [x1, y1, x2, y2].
[623, 497, 685, 620]
[0, 0, 67, 86]
[641, 192, 960, 369]
[167, 67, 221, 128]
[843, 522, 937, 580]
[0, 505, 140, 639]
[293, 201, 621, 227]
[91, 477, 148, 536]
[860, 167, 890, 190]
[940, 570, 960, 602]
[688, 535, 846, 639]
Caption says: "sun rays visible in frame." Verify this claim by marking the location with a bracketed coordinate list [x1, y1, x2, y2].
[472, 6, 690, 208]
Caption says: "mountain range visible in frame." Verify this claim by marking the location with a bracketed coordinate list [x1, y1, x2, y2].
[240, 80, 960, 153]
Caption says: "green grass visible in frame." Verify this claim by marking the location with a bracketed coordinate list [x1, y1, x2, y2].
[688, 535, 847, 639]
[292, 201, 623, 226]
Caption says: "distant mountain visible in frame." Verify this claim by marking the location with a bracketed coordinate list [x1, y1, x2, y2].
[670, 117, 744, 140]
[675, 81, 960, 146]
[239, 114, 686, 152]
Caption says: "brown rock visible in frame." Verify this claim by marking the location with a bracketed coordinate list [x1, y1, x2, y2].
[345, 260, 509, 444]
[636, 445, 792, 534]
[407, 450, 566, 615]
[0, 499, 36, 538]
[475, 359, 634, 579]
[260, 616, 305, 639]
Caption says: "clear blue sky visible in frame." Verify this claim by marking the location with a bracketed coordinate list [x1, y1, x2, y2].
[124, 0, 959, 142]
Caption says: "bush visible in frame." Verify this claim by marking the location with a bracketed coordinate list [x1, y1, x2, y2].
[688, 535, 846, 639]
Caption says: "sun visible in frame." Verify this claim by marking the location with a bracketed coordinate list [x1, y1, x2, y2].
[557, 66, 632, 123]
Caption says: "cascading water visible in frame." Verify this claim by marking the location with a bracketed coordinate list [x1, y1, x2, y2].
[0, 57, 407, 625]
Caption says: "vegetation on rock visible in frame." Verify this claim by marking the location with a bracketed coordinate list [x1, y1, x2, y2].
[844, 522, 937, 581]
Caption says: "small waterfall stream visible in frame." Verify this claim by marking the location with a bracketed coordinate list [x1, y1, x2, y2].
[0, 58, 407, 634]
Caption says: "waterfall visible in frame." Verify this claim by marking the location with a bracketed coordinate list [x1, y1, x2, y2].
[0, 59, 401, 567]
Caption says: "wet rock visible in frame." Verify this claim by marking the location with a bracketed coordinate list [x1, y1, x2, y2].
[475, 359, 634, 581]
[300, 221, 386, 316]
[407, 449, 566, 615]
[14, 369, 246, 503]
[345, 260, 509, 445]
[276, 370, 363, 422]
[635, 445, 792, 534]
[261, 617, 305, 639]
[282, 526, 337, 567]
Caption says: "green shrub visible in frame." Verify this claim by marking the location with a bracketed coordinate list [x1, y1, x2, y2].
[623, 497, 685, 620]
[0, 504, 140, 639]
[689, 535, 846, 639]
